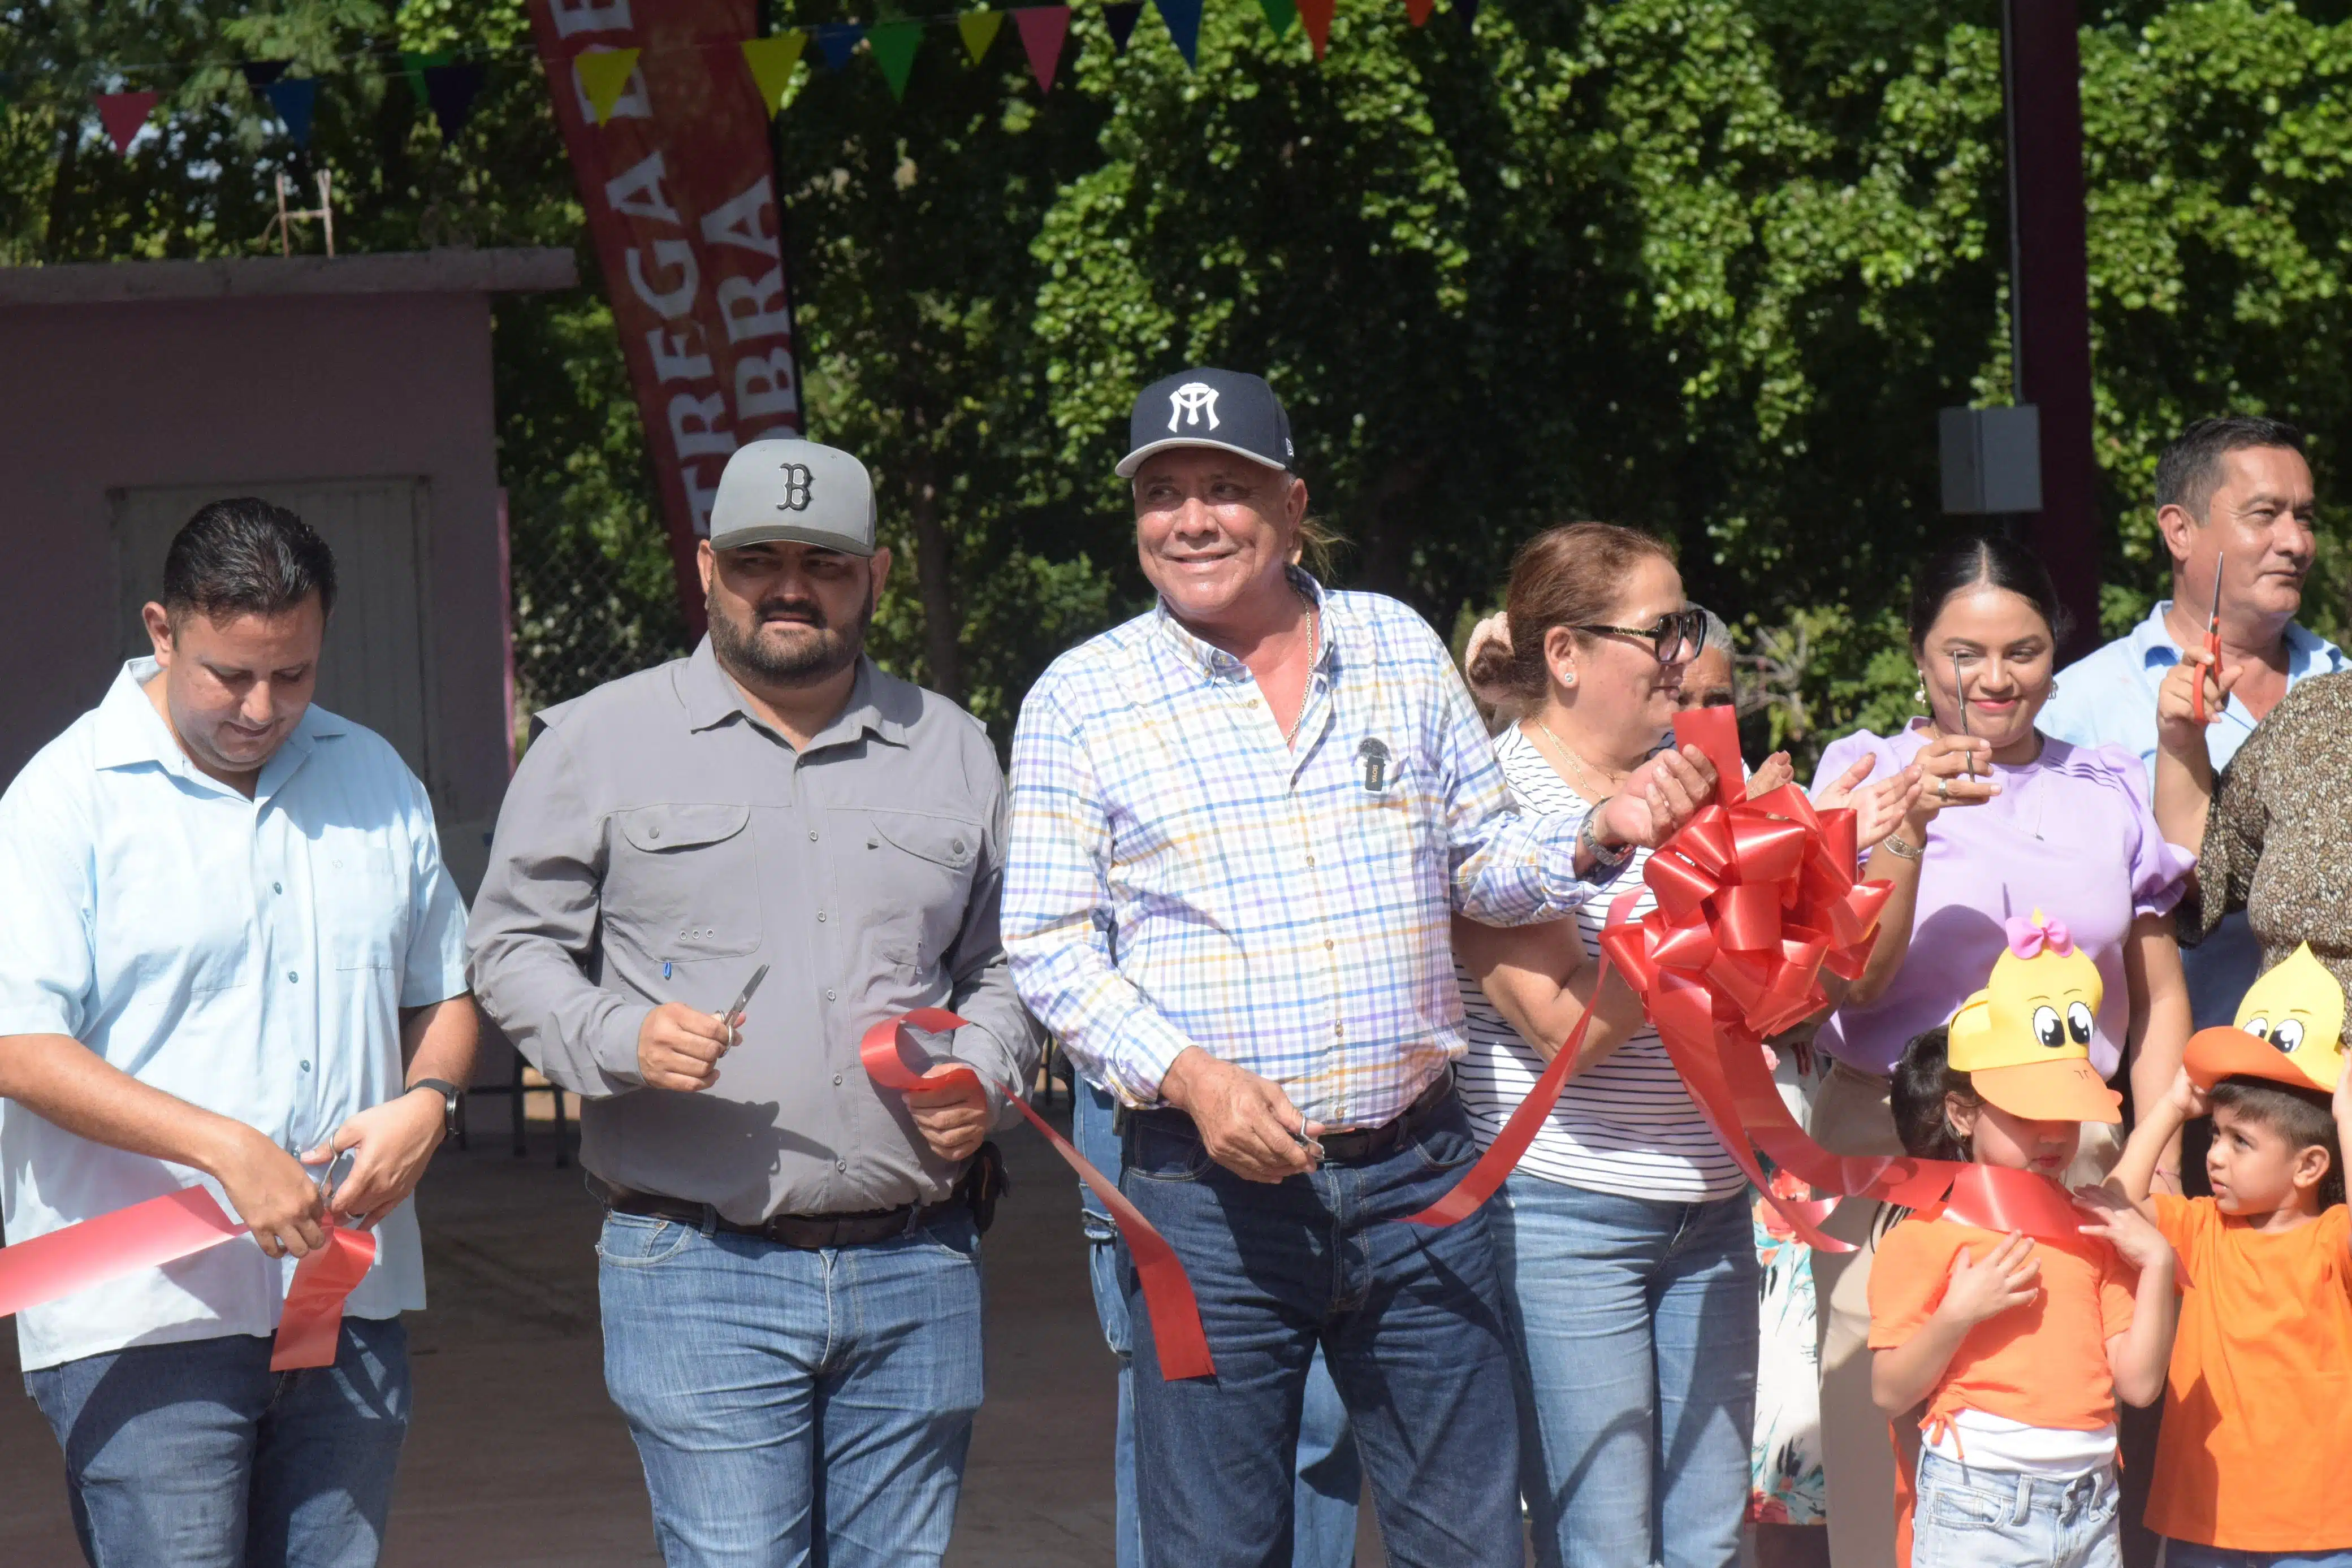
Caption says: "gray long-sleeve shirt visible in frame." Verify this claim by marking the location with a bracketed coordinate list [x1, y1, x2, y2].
[465, 641, 1039, 1223]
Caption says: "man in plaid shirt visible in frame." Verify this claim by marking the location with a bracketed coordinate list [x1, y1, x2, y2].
[1003, 368, 1715, 1567]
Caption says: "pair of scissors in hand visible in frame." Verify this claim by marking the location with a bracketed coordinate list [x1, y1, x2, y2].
[2189, 555, 2225, 724]
[719, 962, 769, 1047]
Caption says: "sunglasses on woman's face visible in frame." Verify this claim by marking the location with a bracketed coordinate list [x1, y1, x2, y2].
[1573, 608, 1708, 664]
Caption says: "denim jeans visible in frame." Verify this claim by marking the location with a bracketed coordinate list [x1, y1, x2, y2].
[1492, 1175, 1758, 1568]
[1912, 1453, 2120, 1568]
[598, 1207, 984, 1568]
[2165, 1546, 2352, 1567]
[1074, 1077, 1361, 1568]
[1121, 1088, 1521, 1568]
[24, 1317, 410, 1568]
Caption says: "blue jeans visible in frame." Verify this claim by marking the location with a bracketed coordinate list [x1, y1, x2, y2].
[1493, 1176, 1758, 1568]
[1121, 1089, 1521, 1568]
[1074, 1077, 1361, 1568]
[1911, 1453, 2120, 1566]
[24, 1317, 410, 1568]
[2167, 1547, 2352, 1567]
[597, 1207, 984, 1568]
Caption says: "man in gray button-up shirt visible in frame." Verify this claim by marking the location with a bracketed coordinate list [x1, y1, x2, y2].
[467, 438, 1037, 1568]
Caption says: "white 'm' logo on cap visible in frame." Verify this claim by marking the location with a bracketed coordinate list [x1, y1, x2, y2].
[776, 462, 814, 512]
[1168, 383, 1220, 433]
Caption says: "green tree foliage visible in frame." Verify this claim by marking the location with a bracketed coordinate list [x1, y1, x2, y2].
[5, 0, 2349, 759]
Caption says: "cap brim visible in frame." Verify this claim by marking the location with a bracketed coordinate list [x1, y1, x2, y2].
[1115, 436, 1288, 479]
[2184, 1025, 2329, 1091]
[1972, 1058, 2124, 1124]
[707, 524, 875, 557]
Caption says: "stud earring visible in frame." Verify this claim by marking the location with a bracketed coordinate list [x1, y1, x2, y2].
[1563, 673, 1576, 687]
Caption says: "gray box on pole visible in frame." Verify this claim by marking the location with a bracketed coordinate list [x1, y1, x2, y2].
[1939, 404, 2043, 514]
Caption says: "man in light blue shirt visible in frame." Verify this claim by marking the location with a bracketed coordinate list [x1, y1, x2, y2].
[2040, 414, 2342, 1033]
[0, 499, 476, 1568]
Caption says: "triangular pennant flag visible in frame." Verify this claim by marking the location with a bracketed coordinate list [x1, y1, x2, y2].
[1454, 0, 1478, 31]
[1259, 0, 1297, 38]
[813, 24, 867, 73]
[263, 77, 317, 146]
[867, 21, 922, 100]
[400, 50, 451, 107]
[1404, 0, 1433, 24]
[741, 33, 808, 112]
[1298, 0, 1333, 57]
[1104, 2, 1143, 51]
[575, 46, 638, 124]
[1013, 8, 1069, 93]
[422, 62, 485, 137]
[958, 11, 1004, 64]
[1152, 0, 1202, 67]
[94, 92, 159, 156]
[240, 61, 288, 93]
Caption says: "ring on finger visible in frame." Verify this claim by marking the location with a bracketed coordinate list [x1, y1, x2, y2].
[1936, 777, 1951, 800]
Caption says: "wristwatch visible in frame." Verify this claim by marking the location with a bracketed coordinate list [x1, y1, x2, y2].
[1578, 800, 1636, 872]
[407, 1077, 464, 1138]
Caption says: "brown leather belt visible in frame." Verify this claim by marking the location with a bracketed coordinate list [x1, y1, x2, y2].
[1129, 1067, 1456, 1164]
[599, 1183, 966, 1250]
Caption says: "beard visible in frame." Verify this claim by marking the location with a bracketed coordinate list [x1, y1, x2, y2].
[707, 585, 874, 687]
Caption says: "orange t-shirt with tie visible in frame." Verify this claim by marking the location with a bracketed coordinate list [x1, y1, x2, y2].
[2147, 1197, 2352, 1552]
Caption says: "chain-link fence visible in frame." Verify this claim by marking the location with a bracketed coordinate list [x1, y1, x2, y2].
[509, 521, 689, 747]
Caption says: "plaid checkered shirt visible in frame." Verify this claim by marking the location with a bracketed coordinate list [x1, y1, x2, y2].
[1003, 573, 1617, 1130]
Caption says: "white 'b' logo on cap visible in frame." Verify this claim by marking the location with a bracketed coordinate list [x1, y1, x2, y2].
[776, 462, 815, 512]
[1168, 382, 1221, 433]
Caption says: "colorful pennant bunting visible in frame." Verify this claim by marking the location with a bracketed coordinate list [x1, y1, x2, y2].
[1153, 0, 1203, 67]
[1104, 2, 1144, 52]
[813, 24, 868, 72]
[1014, 7, 1070, 93]
[400, 50, 451, 108]
[741, 33, 810, 112]
[1298, 0, 1333, 58]
[94, 91, 159, 155]
[867, 21, 923, 99]
[240, 61, 289, 92]
[958, 11, 1005, 64]
[263, 77, 318, 146]
[1404, 0, 1434, 24]
[1259, 0, 1298, 38]
[422, 61, 485, 136]
[576, 46, 639, 124]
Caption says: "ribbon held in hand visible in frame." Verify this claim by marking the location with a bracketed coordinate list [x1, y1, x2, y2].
[861, 1010, 1215, 1381]
[0, 1186, 375, 1370]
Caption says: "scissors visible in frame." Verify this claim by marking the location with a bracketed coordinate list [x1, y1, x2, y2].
[719, 961, 770, 1046]
[1950, 652, 1975, 780]
[2189, 553, 2225, 724]
[1289, 1107, 1325, 1165]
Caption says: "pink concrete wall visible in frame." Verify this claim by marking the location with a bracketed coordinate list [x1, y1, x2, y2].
[0, 290, 508, 868]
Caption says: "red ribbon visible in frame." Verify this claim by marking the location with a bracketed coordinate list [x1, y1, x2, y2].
[859, 1009, 1215, 1381]
[0, 1186, 377, 1370]
[1407, 705, 2089, 1249]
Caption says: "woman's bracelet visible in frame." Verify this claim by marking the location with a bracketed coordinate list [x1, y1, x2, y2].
[1879, 834, 1925, 862]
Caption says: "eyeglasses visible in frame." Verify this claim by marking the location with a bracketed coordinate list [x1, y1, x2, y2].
[1572, 608, 1709, 664]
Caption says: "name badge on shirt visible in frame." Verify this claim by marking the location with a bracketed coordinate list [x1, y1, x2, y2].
[1357, 737, 1391, 794]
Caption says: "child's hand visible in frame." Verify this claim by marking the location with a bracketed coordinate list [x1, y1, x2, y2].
[2168, 1065, 2210, 1121]
[2156, 649, 2233, 755]
[1934, 1231, 2040, 1328]
[2074, 1185, 2176, 1274]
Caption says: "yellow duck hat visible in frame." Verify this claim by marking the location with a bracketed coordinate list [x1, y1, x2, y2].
[1947, 912, 2123, 1124]
[2185, 944, 2347, 1094]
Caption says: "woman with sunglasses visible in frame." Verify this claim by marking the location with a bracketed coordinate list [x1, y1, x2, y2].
[1801, 534, 2197, 1568]
[1451, 523, 1912, 1568]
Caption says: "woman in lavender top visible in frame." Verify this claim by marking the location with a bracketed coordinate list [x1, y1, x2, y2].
[1801, 535, 2198, 1567]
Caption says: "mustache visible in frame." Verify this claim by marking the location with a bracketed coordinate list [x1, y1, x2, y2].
[750, 597, 828, 630]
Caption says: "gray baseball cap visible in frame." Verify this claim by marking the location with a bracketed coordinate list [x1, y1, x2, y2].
[708, 439, 877, 556]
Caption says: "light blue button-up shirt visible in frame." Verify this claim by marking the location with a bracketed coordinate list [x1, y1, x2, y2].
[2039, 602, 2348, 1025]
[0, 661, 469, 1370]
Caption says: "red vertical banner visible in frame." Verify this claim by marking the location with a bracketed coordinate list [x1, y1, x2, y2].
[526, 0, 803, 638]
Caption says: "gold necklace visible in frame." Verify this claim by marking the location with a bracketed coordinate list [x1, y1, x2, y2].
[1532, 716, 1627, 794]
[1279, 605, 1320, 744]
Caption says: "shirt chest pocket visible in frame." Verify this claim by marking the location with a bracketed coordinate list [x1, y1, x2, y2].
[857, 812, 981, 978]
[318, 841, 407, 973]
[609, 804, 764, 960]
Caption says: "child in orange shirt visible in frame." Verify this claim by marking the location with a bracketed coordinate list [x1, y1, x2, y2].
[2108, 943, 2352, 1567]
[1869, 920, 2177, 1567]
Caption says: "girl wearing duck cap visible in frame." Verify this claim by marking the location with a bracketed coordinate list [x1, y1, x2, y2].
[2106, 945, 2352, 1567]
[1869, 917, 2180, 1567]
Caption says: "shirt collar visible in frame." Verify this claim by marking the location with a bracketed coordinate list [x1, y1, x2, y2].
[1155, 568, 1338, 685]
[682, 638, 907, 749]
[88, 658, 347, 794]
[2132, 599, 2347, 677]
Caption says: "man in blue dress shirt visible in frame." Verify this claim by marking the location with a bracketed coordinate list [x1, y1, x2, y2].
[0, 499, 477, 1568]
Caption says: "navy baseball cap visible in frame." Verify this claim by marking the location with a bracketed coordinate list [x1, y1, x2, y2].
[1116, 369, 1296, 478]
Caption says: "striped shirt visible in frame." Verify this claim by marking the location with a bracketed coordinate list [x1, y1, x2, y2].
[1455, 725, 1744, 1201]
[1003, 573, 1615, 1130]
